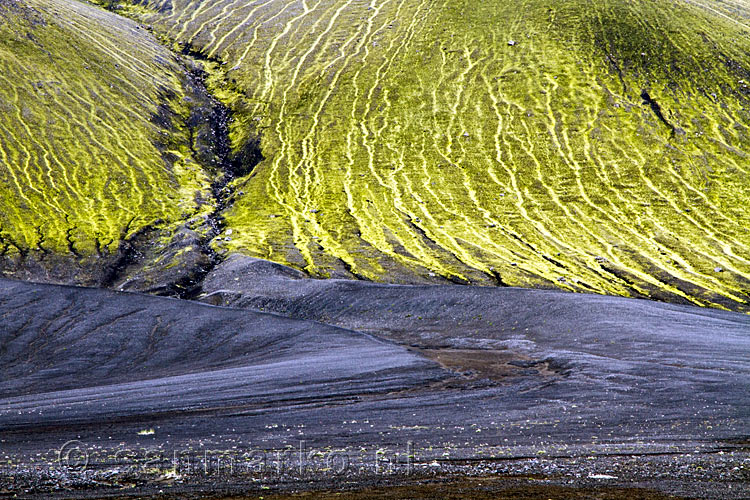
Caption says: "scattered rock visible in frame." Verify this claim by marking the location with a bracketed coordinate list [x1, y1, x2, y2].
[518, 368, 539, 375]
[508, 359, 540, 368]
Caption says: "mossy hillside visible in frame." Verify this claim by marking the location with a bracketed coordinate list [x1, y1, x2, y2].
[688, 0, 750, 24]
[87, 0, 750, 310]
[0, 0, 216, 283]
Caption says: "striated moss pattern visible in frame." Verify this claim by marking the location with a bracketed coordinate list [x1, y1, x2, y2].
[10, 0, 750, 311]
[0, 0, 218, 284]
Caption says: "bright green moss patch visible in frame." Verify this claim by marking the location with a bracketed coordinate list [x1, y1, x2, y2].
[0, 0, 215, 282]
[25, 0, 750, 310]
[105, 0, 750, 310]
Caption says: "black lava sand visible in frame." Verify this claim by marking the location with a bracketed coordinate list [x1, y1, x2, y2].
[1, 261, 749, 498]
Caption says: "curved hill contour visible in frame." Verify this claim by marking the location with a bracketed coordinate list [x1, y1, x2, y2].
[101, 0, 750, 310]
[0, 0, 223, 286]
[1, 276, 749, 497]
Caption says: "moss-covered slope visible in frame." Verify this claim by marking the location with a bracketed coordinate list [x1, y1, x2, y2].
[0, 0, 220, 286]
[12, 0, 750, 311]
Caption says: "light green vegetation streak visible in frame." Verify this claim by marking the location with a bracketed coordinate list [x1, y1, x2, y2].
[83, 0, 750, 309]
[0, 0, 213, 263]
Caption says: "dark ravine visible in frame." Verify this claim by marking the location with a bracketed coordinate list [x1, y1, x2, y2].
[0, 0, 263, 297]
[172, 52, 264, 300]
[107, 53, 264, 298]
[0, 66, 216, 293]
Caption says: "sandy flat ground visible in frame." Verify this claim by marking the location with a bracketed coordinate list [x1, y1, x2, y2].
[0, 266, 748, 498]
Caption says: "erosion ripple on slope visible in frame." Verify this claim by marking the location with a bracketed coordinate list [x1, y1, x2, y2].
[102, 0, 750, 311]
[0, 0, 222, 286]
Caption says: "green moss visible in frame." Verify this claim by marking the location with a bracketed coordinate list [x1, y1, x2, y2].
[19, 0, 750, 310]
[0, 0, 214, 274]
[103, 0, 750, 310]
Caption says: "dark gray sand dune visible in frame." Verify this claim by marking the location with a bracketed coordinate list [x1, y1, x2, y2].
[1, 261, 750, 498]
[0, 278, 440, 416]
